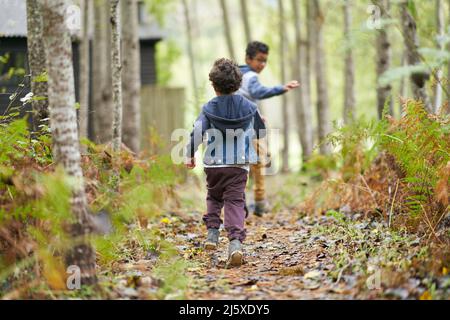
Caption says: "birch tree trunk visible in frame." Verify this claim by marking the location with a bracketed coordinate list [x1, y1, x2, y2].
[312, 0, 331, 155]
[399, 49, 408, 116]
[447, 0, 450, 113]
[219, 0, 236, 61]
[26, 0, 49, 133]
[434, 0, 444, 113]
[278, 0, 289, 172]
[110, 0, 123, 152]
[305, 0, 315, 146]
[401, 1, 432, 112]
[121, 0, 140, 153]
[343, 0, 355, 124]
[40, 0, 96, 285]
[400, 50, 408, 98]
[240, 0, 251, 44]
[373, 0, 393, 119]
[182, 0, 199, 111]
[79, 0, 90, 140]
[292, 0, 313, 162]
[92, 0, 111, 143]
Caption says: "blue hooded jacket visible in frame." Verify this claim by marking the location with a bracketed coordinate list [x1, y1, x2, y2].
[237, 65, 285, 103]
[186, 94, 266, 165]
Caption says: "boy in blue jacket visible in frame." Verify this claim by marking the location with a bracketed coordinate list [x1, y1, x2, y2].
[185, 58, 266, 267]
[238, 41, 299, 216]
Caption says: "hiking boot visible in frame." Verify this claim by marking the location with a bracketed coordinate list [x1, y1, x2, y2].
[227, 239, 243, 267]
[254, 200, 268, 217]
[204, 228, 219, 250]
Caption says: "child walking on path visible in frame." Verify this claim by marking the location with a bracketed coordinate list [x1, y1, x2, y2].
[238, 41, 299, 216]
[185, 58, 266, 266]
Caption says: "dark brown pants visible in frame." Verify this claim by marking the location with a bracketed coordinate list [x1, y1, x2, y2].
[203, 167, 248, 242]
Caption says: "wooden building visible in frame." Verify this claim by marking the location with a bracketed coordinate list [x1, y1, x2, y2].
[0, 0, 164, 139]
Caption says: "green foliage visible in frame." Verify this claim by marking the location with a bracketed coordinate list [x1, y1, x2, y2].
[153, 257, 190, 299]
[156, 40, 182, 86]
[0, 118, 29, 165]
[326, 209, 346, 224]
[407, 0, 418, 20]
[32, 71, 48, 83]
[144, 0, 176, 27]
[380, 100, 450, 218]
[307, 117, 386, 180]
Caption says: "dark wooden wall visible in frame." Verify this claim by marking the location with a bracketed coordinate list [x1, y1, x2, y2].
[0, 37, 159, 137]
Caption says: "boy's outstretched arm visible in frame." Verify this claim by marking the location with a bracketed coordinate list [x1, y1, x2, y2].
[184, 112, 209, 169]
[248, 77, 299, 100]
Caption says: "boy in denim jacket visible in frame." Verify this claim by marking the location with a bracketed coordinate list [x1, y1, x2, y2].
[185, 58, 266, 266]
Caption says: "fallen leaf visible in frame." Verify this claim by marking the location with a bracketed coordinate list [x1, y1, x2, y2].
[419, 291, 432, 300]
[304, 270, 321, 280]
[160, 217, 171, 224]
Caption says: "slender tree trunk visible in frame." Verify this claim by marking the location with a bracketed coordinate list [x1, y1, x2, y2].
[373, 0, 393, 119]
[400, 1, 432, 112]
[292, 0, 313, 162]
[182, 0, 199, 111]
[219, 0, 235, 61]
[110, 0, 122, 152]
[278, 0, 289, 172]
[103, 0, 114, 139]
[79, 0, 90, 140]
[121, 0, 141, 153]
[92, 0, 111, 143]
[305, 0, 315, 145]
[399, 49, 408, 116]
[312, 0, 331, 155]
[26, 0, 49, 133]
[343, 0, 355, 123]
[447, 0, 450, 113]
[240, 0, 251, 44]
[400, 49, 408, 98]
[41, 0, 96, 285]
[434, 0, 444, 113]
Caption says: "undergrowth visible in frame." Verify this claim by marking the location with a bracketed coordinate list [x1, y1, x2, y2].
[301, 99, 449, 241]
[0, 112, 190, 299]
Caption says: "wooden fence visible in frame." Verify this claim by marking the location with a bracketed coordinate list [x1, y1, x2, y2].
[140, 85, 185, 154]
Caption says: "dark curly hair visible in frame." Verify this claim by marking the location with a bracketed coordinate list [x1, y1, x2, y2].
[209, 58, 242, 94]
[245, 41, 269, 59]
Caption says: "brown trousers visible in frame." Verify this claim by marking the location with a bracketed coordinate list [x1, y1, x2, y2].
[250, 139, 270, 202]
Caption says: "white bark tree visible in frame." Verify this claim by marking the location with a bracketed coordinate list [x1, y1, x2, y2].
[278, 0, 289, 172]
[121, 0, 141, 153]
[79, 0, 90, 140]
[292, 0, 313, 162]
[92, 0, 112, 143]
[401, 1, 432, 112]
[343, 0, 355, 123]
[26, 0, 49, 133]
[40, 0, 96, 285]
[110, 0, 123, 152]
[312, 0, 331, 155]
[240, 0, 251, 44]
[434, 0, 444, 113]
[219, 0, 236, 61]
[373, 0, 393, 119]
[182, 0, 199, 111]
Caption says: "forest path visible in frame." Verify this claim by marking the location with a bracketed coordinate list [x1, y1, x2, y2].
[174, 174, 363, 299]
[183, 208, 351, 299]
[172, 173, 439, 300]
[108, 174, 443, 300]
